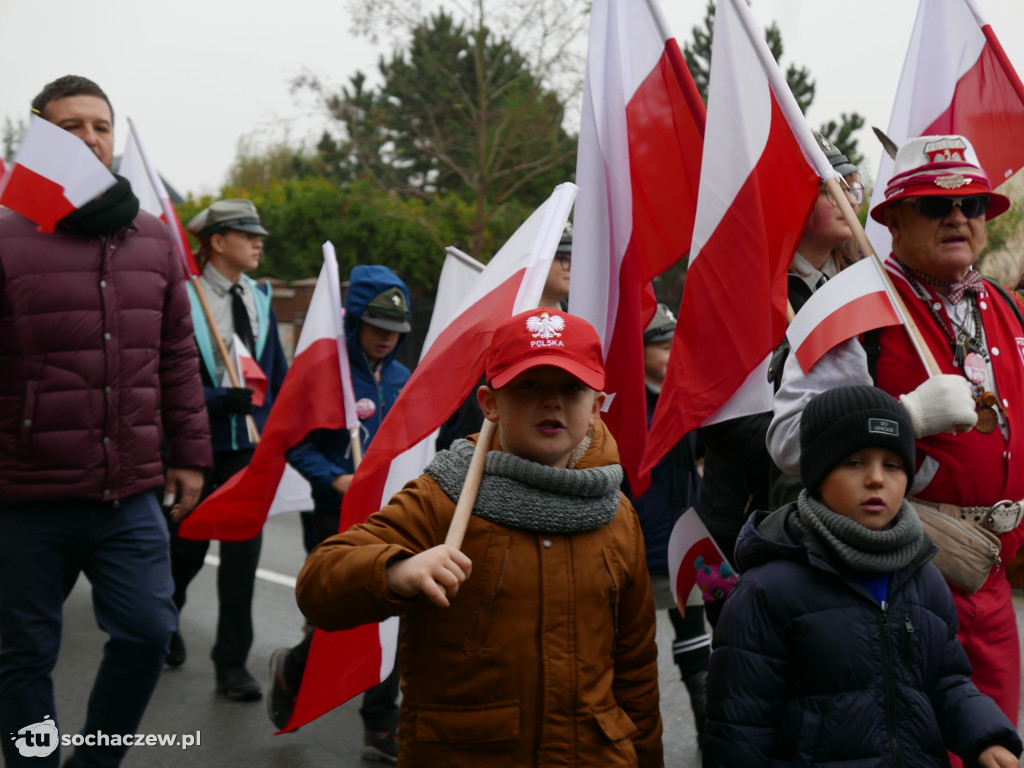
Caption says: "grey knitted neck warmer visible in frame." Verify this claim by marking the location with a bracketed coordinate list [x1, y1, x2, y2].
[793, 489, 923, 574]
[425, 438, 622, 534]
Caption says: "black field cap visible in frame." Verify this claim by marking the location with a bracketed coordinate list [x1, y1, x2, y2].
[362, 287, 411, 333]
[187, 199, 269, 239]
[800, 385, 915, 494]
[813, 131, 859, 178]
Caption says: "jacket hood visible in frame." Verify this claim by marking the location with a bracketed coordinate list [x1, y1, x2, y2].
[345, 264, 411, 331]
[344, 264, 412, 363]
[734, 505, 808, 573]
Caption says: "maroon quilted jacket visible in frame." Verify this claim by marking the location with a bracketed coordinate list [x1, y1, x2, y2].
[0, 208, 211, 504]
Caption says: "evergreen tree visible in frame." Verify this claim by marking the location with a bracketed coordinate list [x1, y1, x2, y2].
[296, 10, 577, 262]
[818, 113, 866, 168]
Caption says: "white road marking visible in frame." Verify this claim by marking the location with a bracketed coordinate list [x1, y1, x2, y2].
[203, 554, 297, 589]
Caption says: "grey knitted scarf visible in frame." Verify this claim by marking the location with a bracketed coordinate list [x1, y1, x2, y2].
[425, 438, 623, 534]
[792, 489, 923, 573]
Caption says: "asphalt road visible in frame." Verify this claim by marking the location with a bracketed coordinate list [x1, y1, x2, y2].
[48, 511, 1022, 767]
[49, 511, 698, 767]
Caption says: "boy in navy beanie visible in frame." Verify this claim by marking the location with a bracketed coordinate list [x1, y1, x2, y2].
[704, 386, 1021, 768]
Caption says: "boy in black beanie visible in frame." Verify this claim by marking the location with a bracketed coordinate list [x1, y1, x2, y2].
[704, 386, 1021, 768]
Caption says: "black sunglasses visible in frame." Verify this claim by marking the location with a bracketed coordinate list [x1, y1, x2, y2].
[908, 194, 990, 220]
[555, 253, 571, 268]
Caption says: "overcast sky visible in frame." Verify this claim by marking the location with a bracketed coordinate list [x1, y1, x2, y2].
[2, 0, 1023, 198]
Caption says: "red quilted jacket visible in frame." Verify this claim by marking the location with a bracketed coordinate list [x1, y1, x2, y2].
[0, 209, 211, 504]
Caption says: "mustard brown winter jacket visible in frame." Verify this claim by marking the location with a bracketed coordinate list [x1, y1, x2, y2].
[297, 419, 663, 767]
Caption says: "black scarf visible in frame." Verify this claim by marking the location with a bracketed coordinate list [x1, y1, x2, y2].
[57, 175, 140, 238]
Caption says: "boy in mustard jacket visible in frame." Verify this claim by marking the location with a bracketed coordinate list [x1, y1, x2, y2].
[297, 309, 663, 767]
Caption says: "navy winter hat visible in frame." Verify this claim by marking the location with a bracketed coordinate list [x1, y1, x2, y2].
[800, 385, 915, 494]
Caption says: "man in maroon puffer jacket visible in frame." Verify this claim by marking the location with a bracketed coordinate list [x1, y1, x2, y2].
[0, 75, 211, 768]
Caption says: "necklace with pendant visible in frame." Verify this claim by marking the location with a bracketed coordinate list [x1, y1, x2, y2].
[901, 265, 1002, 433]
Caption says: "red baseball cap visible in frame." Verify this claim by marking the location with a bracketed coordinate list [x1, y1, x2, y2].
[485, 309, 605, 391]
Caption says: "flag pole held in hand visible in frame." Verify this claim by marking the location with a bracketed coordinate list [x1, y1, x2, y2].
[191, 278, 261, 443]
[322, 242, 364, 468]
[823, 175, 941, 377]
[444, 418, 497, 550]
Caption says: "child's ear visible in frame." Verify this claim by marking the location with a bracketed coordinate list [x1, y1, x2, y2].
[477, 385, 500, 423]
[590, 391, 606, 423]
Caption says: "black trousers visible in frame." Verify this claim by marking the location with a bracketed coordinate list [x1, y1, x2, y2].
[168, 450, 263, 671]
[282, 504, 399, 733]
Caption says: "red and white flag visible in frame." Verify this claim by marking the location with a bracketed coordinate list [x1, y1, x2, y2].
[120, 118, 201, 278]
[357, 247, 487, 520]
[0, 115, 116, 233]
[867, 0, 1024, 254]
[570, 0, 706, 496]
[282, 183, 577, 733]
[642, 0, 828, 474]
[221, 333, 268, 408]
[667, 508, 736, 617]
[786, 257, 905, 374]
[178, 247, 349, 541]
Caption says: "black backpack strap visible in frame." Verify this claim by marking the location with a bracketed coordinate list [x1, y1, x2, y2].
[983, 275, 1024, 334]
[767, 339, 790, 392]
[861, 328, 883, 385]
[787, 274, 813, 315]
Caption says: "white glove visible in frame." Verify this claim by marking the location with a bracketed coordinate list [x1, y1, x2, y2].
[899, 375, 978, 438]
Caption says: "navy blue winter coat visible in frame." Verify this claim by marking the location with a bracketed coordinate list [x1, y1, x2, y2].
[286, 265, 411, 512]
[630, 385, 700, 574]
[704, 504, 1022, 768]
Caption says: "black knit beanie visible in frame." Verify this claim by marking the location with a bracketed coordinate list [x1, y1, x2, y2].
[800, 385, 916, 494]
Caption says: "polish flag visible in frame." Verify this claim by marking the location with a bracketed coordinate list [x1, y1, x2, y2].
[222, 333, 268, 408]
[570, 0, 706, 496]
[786, 257, 905, 374]
[178, 246, 350, 541]
[0, 115, 116, 233]
[283, 183, 577, 732]
[642, 0, 828, 474]
[120, 118, 201, 278]
[667, 508, 736, 617]
[866, 0, 1024, 255]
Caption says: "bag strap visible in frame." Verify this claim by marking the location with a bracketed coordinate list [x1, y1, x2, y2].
[861, 328, 883, 385]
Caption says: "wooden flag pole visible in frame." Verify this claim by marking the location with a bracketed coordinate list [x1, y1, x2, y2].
[349, 427, 363, 468]
[189, 276, 261, 443]
[823, 176, 942, 377]
[444, 418, 497, 550]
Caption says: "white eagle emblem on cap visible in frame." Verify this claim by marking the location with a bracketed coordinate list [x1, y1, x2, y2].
[923, 138, 968, 163]
[526, 312, 565, 339]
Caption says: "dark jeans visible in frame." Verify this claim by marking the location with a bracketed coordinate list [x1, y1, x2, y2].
[282, 504, 400, 733]
[0, 493, 176, 768]
[168, 450, 262, 671]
